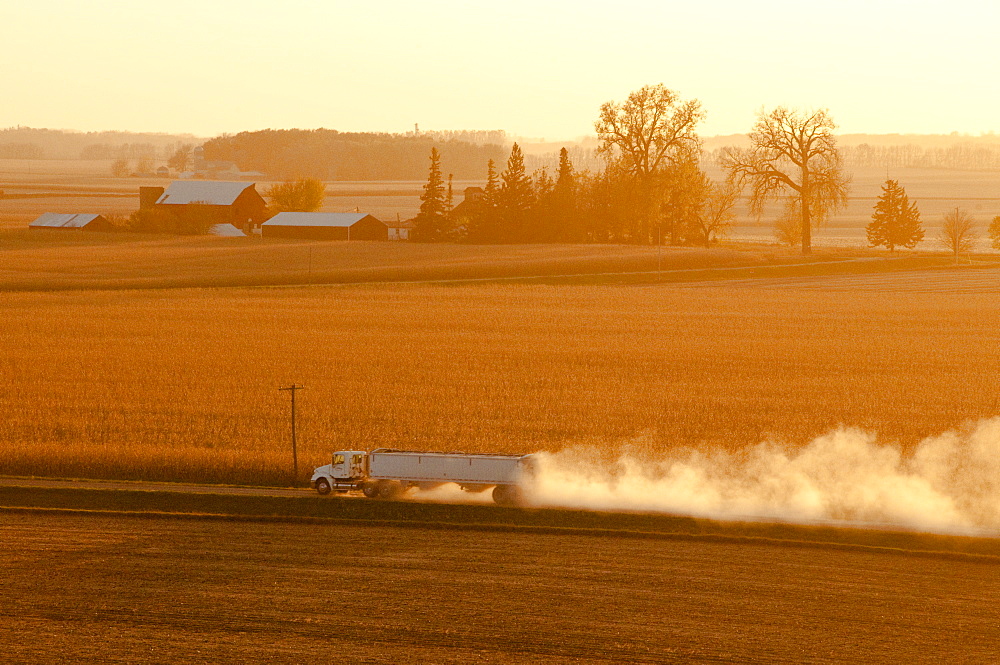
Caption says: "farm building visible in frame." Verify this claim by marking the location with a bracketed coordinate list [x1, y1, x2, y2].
[29, 213, 113, 232]
[387, 218, 413, 241]
[152, 181, 267, 234]
[262, 212, 388, 241]
[450, 186, 486, 219]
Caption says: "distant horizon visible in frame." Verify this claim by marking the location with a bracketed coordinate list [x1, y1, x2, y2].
[6, 124, 1000, 146]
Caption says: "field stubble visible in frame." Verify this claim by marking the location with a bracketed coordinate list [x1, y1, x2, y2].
[1, 282, 997, 486]
[4, 512, 1000, 663]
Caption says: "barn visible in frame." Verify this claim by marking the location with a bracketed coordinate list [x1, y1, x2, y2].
[153, 181, 267, 234]
[29, 213, 113, 232]
[262, 212, 388, 241]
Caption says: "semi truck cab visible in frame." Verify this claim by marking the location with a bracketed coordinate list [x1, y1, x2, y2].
[330, 450, 367, 479]
[311, 450, 367, 494]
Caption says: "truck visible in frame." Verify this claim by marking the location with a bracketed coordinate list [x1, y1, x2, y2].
[309, 448, 534, 505]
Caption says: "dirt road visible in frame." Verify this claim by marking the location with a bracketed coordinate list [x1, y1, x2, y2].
[4, 511, 999, 663]
[0, 475, 313, 498]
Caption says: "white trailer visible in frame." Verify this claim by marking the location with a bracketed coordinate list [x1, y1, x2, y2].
[310, 448, 533, 505]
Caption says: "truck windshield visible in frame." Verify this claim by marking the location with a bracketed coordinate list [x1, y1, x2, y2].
[333, 454, 345, 465]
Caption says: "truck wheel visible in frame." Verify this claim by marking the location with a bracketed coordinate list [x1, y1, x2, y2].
[315, 478, 331, 496]
[362, 482, 379, 498]
[493, 485, 524, 507]
[377, 481, 401, 500]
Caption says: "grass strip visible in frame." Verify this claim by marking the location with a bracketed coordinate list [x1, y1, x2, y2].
[3, 486, 999, 561]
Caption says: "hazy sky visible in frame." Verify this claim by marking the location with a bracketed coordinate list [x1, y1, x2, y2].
[5, 0, 999, 140]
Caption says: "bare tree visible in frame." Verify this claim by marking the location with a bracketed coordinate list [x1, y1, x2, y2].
[595, 84, 704, 180]
[110, 158, 130, 178]
[699, 179, 739, 246]
[168, 144, 193, 172]
[773, 198, 802, 247]
[722, 107, 850, 254]
[939, 208, 978, 262]
[594, 85, 705, 243]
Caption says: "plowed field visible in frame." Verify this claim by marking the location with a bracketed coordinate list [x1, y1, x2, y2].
[3, 512, 999, 663]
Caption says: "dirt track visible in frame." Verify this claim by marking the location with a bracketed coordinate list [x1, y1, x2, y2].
[0, 476, 314, 498]
[3, 511, 999, 663]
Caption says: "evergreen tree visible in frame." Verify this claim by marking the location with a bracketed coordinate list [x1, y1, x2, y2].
[413, 148, 449, 242]
[866, 179, 923, 251]
[552, 147, 578, 241]
[497, 143, 534, 242]
[483, 159, 499, 206]
[446, 173, 454, 214]
[531, 167, 555, 242]
[467, 159, 501, 243]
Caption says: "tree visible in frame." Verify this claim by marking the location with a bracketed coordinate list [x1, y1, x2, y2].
[691, 178, 739, 247]
[530, 167, 555, 242]
[265, 178, 326, 212]
[497, 143, 533, 242]
[939, 208, 977, 262]
[111, 158, 130, 177]
[866, 179, 923, 251]
[722, 107, 850, 254]
[127, 202, 219, 235]
[595, 85, 704, 243]
[168, 144, 193, 172]
[466, 159, 501, 243]
[135, 156, 154, 174]
[552, 148, 579, 241]
[446, 173, 454, 214]
[413, 147, 450, 242]
[128, 208, 177, 233]
[988, 215, 1000, 250]
[595, 84, 704, 180]
[484, 159, 500, 205]
[773, 198, 802, 247]
[659, 159, 707, 245]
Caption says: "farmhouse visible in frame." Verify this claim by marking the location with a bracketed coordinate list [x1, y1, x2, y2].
[151, 181, 267, 234]
[29, 213, 113, 232]
[262, 212, 388, 241]
[450, 186, 486, 219]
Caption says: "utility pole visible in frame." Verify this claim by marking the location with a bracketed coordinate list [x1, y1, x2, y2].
[279, 384, 304, 486]
[657, 225, 662, 280]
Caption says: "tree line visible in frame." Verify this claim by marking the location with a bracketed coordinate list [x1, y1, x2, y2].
[0, 127, 198, 160]
[202, 129, 507, 180]
[413, 85, 844, 252]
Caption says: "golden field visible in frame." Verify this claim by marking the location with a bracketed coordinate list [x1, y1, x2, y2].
[3, 159, 999, 487]
[0, 229, 836, 291]
[2, 276, 998, 485]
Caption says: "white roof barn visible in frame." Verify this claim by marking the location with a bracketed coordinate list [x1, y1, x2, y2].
[262, 212, 388, 241]
[264, 212, 370, 228]
[155, 181, 256, 206]
[152, 181, 268, 234]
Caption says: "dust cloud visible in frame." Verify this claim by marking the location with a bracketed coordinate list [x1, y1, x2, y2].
[525, 419, 1000, 535]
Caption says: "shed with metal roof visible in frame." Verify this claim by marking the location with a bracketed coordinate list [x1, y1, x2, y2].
[262, 212, 388, 241]
[29, 213, 113, 232]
